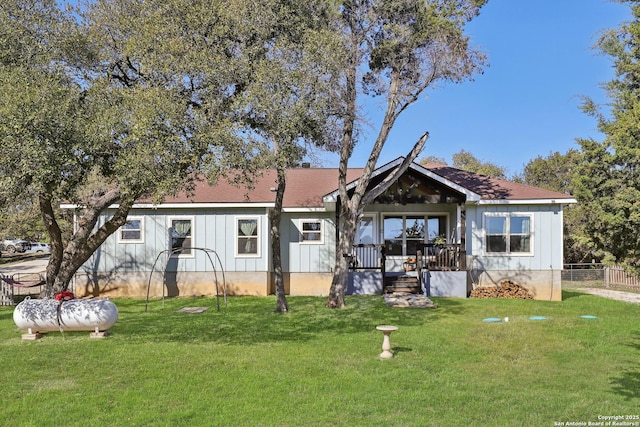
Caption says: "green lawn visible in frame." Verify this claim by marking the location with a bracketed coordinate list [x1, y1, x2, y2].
[1, 292, 639, 426]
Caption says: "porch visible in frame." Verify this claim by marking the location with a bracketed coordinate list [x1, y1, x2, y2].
[347, 243, 468, 297]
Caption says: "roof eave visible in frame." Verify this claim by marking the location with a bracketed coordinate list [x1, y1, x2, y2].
[477, 198, 578, 205]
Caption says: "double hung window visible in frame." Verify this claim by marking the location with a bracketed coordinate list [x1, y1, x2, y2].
[485, 214, 532, 254]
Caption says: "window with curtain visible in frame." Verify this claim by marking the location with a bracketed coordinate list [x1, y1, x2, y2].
[170, 218, 192, 255]
[301, 220, 323, 243]
[237, 217, 259, 255]
[119, 217, 143, 242]
[485, 214, 532, 254]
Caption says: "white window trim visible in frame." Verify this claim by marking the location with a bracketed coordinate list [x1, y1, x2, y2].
[483, 213, 534, 256]
[236, 216, 261, 257]
[300, 219, 324, 244]
[168, 216, 195, 258]
[356, 214, 378, 245]
[118, 216, 144, 244]
[381, 213, 448, 257]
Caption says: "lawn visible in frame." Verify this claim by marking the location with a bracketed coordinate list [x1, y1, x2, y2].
[1, 292, 639, 426]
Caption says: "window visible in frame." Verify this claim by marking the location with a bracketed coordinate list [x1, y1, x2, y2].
[237, 217, 259, 256]
[119, 217, 143, 243]
[485, 214, 532, 254]
[356, 216, 375, 244]
[301, 220, 323, 243]
[384, 216, 424, 256]
[383, 215, 447, 256]
[170, 217, 193, 256]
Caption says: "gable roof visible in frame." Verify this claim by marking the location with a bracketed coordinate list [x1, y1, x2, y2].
[141, 159, 576, 210]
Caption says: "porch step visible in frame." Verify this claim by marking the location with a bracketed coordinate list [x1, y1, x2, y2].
[384, 275, 420, 294]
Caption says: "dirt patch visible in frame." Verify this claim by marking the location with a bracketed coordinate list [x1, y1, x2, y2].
[574, 288, 640, 305]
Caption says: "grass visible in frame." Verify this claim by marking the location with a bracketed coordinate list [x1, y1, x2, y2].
[1, 292, 639, 426]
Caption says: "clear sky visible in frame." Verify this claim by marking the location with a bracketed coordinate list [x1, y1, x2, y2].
[322, 0, 631, 176]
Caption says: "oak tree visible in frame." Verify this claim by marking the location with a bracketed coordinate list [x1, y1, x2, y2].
[327, 0, 487, 308]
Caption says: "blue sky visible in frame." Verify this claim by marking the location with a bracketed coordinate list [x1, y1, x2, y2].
[324, 0, 631, 176]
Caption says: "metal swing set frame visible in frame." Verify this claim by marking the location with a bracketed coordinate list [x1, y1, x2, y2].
[145, 247, 227, 312]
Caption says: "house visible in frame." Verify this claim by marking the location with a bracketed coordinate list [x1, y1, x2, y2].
[68, 158, 576, 301]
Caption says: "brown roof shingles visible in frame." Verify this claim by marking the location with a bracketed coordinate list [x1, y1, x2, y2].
[163, 168, 364, 208]
[425, 165, 574, 201]
[160, 164, 573, 208]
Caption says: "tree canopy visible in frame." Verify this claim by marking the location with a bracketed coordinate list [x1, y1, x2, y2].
[573, 0, 640, 272]
[519, 150, 600, 264]
[419, 149, 507, 179]
[1, 0, 339, 296]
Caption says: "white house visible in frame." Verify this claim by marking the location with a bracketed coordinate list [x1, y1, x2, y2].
[68, 158, 576, 300]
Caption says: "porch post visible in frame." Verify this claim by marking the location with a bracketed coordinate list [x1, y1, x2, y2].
[458, 202, 467, 270]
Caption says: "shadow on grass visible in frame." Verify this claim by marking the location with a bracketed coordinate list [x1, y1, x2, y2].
[392, 346, 413, 355]
[0, 308, 14, 322]
[110, 295, 465, 345]
[610, 332, 640, 400]
[562, 290, 590, 300]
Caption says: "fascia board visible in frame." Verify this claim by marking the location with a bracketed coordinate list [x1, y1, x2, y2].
[60, 203, 276, 209]
[477, 198, 578, 205]
[282, 207, 328, 213]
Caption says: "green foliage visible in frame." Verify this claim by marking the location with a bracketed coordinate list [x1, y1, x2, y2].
[1, 0, 345, 293]
[418, 150, 507, 179]
[451, 149, 507, 179]
[519, 150, 601, 263]
[0, 295, 638, 425]
[418, 154, 448, 165]
[520, 149, 580, 194]
[574, 1, 640, 273]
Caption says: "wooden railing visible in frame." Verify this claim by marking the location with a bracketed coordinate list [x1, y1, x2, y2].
[417, 243, 463, 271]
[347, 243, 464, 272]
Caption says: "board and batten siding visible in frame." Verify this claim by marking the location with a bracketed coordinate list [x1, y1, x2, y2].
[466, 204, 564, 271]
[84, 208, 271, 275]
[281, 212, 336, 273]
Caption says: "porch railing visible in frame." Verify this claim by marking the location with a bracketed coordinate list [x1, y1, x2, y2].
[348, 244, 386, 276]
[347, 243, 464, 272]
[417, 243, 463, 271]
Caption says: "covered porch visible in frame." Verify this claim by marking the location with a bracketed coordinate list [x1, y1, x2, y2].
[347, 242, 469, 297]
[338, 163, 470, 297]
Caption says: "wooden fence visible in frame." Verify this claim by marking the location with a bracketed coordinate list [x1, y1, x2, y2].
[604, 266, 640, 288]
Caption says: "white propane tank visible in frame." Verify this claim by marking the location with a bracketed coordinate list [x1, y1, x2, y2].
[13, 298, 118, 332]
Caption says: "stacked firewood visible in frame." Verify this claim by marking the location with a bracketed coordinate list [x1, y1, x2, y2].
[470, 280, 534, 299]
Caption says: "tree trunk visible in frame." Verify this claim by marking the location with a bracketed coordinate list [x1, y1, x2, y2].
[39, 189, 134, 298]
[271, 166, 289, 313]
[39, 195, 64, 298]
[327, 202, 358, 308]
